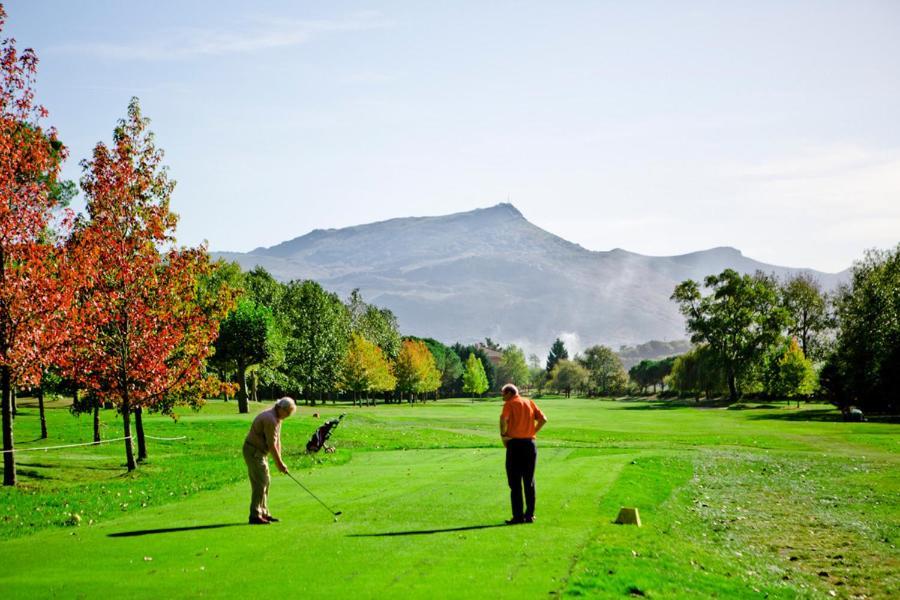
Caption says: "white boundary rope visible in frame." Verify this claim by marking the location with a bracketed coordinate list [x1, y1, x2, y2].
[1, 434, 187, 454]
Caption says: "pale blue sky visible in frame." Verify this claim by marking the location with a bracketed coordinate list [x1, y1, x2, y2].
[7, 0, 900, 272]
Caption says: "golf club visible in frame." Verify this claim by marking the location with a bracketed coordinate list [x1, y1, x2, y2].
[286, 471, 343, 520]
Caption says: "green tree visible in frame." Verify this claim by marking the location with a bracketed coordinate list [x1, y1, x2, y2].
[347, 289, 402, 359]
[548, 360, 589, 398]
[421, 338, 463, 397]
[496, 345, 530, 390]
[671, 269, 789, 401]
[280, 280, 351, 404]
[823, 245, 900, 413]
[578, 345, 629, 396]
[781, 273, 830, 360]
[629, 357, 676, 394]
[764, 338, 817, 405]
[452, 343, 496, 392]
[665, 345, 726, 401]
[244, 266, 284, 311]
[213, 299, 277, 413]
[462, 353, 489, 398]
[546, 338, 569, 374]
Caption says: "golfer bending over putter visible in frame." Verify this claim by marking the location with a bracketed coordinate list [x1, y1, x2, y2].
[243, 397, 296, 525]
[500, 384, 547, 525]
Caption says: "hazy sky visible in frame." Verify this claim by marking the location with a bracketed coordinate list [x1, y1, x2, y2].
[7, 1, 899, 272]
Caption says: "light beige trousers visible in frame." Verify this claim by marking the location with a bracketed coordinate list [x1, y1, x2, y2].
[243, 442, 270, 518]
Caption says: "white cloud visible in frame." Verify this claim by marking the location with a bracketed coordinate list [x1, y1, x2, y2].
[50, 12, 393, 61]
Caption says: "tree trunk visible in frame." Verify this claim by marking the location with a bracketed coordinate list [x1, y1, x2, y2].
[93, 404, 101, 444]
[727, 368, 738, 402]
[38, 385, 48, 439]
[237, 361, 249, 414]
[11, 386, 16, 418]
[251, 371, 258, 402]
[134, 406, 147, 462]
[121, 396, 136, 471]
[2, 366, 16, 486]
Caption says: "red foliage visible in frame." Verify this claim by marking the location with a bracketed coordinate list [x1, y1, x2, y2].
[0, 3, 73, 485]
[64, 98, 233, 469]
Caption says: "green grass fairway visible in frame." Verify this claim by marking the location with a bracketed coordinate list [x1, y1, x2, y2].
[2, 397, 898, 599]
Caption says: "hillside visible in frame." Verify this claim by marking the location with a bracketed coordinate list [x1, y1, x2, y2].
[213, 203, 848, 352]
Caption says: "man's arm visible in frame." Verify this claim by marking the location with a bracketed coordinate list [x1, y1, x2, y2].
[534, 413, 547, 435]
[272, 436, 289, 474]
[499, 416, 511, 447]
[266, 422, 289, 474]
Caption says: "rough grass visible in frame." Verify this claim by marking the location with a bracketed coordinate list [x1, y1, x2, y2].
[1, 397, 897, 599]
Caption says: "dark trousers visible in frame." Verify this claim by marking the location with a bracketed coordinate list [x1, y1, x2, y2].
[505, 438, 537, 519]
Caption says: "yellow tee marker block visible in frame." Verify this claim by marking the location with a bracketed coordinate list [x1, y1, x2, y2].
[615, 507, 642, 526]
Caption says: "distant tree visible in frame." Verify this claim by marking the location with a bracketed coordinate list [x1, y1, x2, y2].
[281, 280, 351, 403]
[496, 345, 530, 390]
[421, 338, 463, 397]
[671, 269, 789, 401]
[341, 333, 396, 405]
[823, 246, 900, 413]
[347, 290, 401, 360]
[452, 343, 496, 392]
[546, 338, 569, 374]
[578, 345, 629, 396]
[629, 357, 676, 394]
[394, 339, 441, 401]
[781, 273, 830, 360]
[764, 338, 817, 406]
[462, 353, 489, 398]
[549, 360, 589, 398]
[213, 299, 278, 413]
[665, 345, 726, 401]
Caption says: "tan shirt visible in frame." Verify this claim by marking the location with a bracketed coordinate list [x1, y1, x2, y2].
[244, 408, 281, 454]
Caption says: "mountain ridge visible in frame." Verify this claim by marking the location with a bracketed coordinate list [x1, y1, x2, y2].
[213, 203, 848, 352]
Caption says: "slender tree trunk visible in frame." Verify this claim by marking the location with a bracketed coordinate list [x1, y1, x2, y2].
[134, 406, 147, 462]
[93, 403, 101, 444]
[251, 371, 258, 402]
[38, 385, 47, 439]
[121, 395, 136, 471]
[11, 386, 16, 418]
[237, 361, 248, 414]
[2, 366, 16, 486]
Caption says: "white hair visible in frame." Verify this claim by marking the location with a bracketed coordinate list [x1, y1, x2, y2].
[501, 383, 519, 396]
[275, 397, 297, 415]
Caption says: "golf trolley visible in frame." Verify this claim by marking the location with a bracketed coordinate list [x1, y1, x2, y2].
[305, 413, 345, 454]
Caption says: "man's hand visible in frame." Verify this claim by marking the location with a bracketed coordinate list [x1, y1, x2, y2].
[277, 462, 289, 474]
[501, 435, 511, 448]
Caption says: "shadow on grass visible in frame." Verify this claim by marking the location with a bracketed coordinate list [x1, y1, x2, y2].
[347, 523, 507, 537]
[108, 523, 244, 537]
[746, 409, 900, 424]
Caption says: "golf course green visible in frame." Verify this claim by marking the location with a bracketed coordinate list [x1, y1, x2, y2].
[1, 397, 897, 599]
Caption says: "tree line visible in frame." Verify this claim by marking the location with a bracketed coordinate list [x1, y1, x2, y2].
[666, 257, 899, 414]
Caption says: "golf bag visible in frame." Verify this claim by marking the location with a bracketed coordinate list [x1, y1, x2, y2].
[306, 414, 346, 454]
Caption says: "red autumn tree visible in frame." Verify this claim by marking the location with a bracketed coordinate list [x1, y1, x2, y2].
[67, 97, 233, 471]
[0, 4, 72, 486]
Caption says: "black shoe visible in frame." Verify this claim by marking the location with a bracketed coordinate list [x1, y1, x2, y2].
[249, 515, 270, 525]
[523, 515, 535, 523]
[505, 517, 525, 525]
[263, 515, 280, 522]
